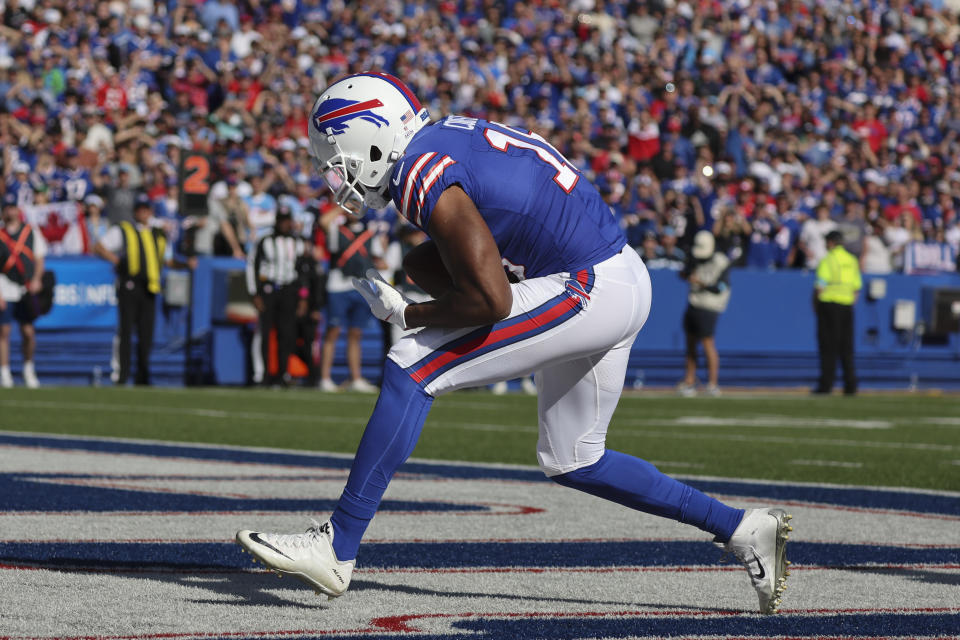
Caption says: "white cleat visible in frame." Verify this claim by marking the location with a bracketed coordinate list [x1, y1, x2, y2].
[23, 362, 39, 389]
[676, 382, 697, 397]
[347, 378, 377, 393]
[718, 508, 792, 614]
[520, 377, 537, 395]
[490, 380, 507, 395]
[236, 520, 354, 597]
[318, 378, 339, 392]
[0, 368, 13, 389]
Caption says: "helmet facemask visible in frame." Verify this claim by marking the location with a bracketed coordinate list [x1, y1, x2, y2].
[311, 132, 396, 215]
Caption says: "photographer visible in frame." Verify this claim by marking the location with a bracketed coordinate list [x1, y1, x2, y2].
[677, 230, 732, 397]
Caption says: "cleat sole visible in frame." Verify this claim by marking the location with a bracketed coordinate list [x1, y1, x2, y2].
[762, 508, 792, 615]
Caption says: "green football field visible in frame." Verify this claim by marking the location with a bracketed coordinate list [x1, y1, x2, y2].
[1, 386, 958, 492]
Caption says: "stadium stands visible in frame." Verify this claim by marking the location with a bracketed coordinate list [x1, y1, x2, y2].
[2, 0, 960, 388]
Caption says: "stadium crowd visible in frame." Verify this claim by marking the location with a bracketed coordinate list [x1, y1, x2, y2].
[2, 0, 960, 278]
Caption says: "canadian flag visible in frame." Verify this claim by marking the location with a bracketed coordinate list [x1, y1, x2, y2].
[21, 201, 89, 255]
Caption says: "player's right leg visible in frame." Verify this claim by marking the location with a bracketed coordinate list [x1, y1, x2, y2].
[236, 356, 432, 596]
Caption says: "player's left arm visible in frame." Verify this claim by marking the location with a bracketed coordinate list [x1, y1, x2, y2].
[403, 185, 512, 328]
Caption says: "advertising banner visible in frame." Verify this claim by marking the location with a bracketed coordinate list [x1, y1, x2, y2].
[37, 257, 117, 329]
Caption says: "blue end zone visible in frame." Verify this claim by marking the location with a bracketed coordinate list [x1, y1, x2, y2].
[0, 472, 485, 513]
[447, 613, 960, 639]
[2, 540, 957, 570]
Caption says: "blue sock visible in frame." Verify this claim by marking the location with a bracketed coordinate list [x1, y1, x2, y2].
[330, 359, 433, 560]
[552, 450, 744, 542]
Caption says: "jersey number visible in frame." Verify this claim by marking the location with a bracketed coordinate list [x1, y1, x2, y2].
[483, 126, 579, 194]
[182, 155, 211, 196]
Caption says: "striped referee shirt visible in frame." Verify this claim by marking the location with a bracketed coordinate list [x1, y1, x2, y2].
[246, 233, 307, 296]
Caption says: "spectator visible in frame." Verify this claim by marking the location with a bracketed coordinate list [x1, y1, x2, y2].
[798, 205, 837, 270]
[861, 220, 894, 275]
[635, 230, 661, 266]
[208, 174, 253, 256]
[104, 167, 138, 225]
[194, 178, 247, 259]
[242, 173, 277, 249]
[83, 194, 109, 244]
[746, 203, 780, 270]
[836, 201, 870, 258]
[903, 225, 958, 275]
[884, 212, 923, 272]
[645, 226, 686, 271]
[713, 205, 752, 267]
[0, 0, 957, 285]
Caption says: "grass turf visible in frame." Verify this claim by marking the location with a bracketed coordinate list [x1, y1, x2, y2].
[1, 386, 958, 492]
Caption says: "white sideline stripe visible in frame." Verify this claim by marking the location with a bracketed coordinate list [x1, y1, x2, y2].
[6, 400, 957, 453]
[0, 399, 369, 425]
[648, 460, 706, 469]
[790, 459, 864, 469]
[665, 416, 892, 430]
[918, 417, 960, 428]
[622, 429, 958, 453]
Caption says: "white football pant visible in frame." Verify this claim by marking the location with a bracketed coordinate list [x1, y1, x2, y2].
[389, 249, 652, 476]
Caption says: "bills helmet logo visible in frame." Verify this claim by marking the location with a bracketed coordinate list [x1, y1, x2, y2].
[313, 98, 390, 135]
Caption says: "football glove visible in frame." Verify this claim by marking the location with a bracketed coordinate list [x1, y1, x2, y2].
[351, 269, 411, 329]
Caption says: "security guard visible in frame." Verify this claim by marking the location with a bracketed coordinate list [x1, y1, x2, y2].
[813, 229, 862, 396]
[93, 193, 168, 385]
[246, 205, 309, 386]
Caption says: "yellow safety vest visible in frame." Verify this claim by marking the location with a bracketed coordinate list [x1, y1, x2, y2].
[120, 221, 166, 294]
[816, 245, 861, 305]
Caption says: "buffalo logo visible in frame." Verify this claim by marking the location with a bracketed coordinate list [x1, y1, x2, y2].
[313, 98, 389, 135]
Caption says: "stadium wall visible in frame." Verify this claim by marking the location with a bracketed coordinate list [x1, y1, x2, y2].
[7, 257, 960, 390]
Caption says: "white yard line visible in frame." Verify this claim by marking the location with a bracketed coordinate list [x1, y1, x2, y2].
[607, 429, 959, 453]
[790, 459, 864, 469]
[916, 417, 960, 427]
[0, 399, 368, 426]
[648, 460, 706, 469]
[648, 416, 892, 430]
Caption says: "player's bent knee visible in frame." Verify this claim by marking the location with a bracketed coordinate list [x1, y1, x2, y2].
[537, 451, 605, 479]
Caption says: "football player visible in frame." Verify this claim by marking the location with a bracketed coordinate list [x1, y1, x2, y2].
[236, 73, 792, 614]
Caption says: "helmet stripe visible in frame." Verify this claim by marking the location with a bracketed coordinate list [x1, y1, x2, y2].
[315, 98, 385, 126]
[355, 72, 423, 112]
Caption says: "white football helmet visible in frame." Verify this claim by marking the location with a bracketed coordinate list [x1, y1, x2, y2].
[308, 73, 431, 214]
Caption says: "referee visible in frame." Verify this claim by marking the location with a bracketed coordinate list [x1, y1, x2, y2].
[247, 206, 308, 386]
[813, 229, 862, 396]
[93, 193, 169, 385]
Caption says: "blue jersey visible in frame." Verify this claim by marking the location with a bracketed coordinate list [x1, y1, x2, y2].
[387, 116, 626, 280]
[57, 168, 93, 202]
